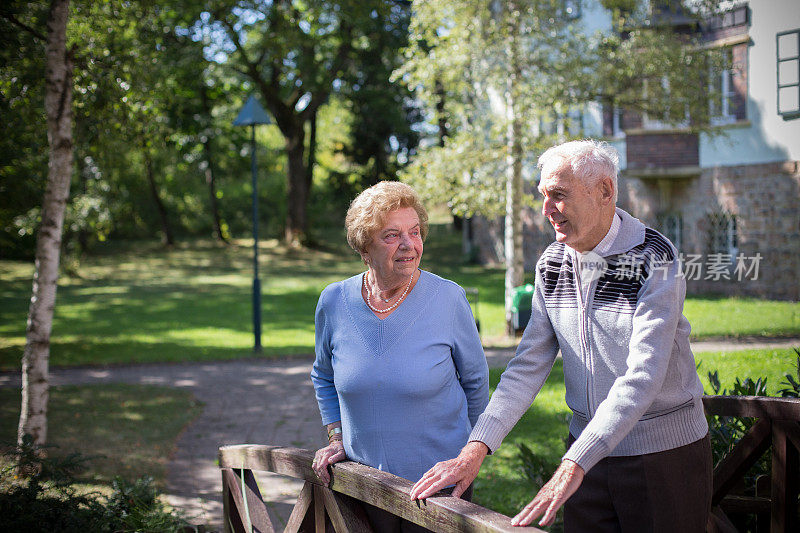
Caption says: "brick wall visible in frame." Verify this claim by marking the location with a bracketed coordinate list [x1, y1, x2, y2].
[621, 161, 800, 300]
[626, 132, 699, 169]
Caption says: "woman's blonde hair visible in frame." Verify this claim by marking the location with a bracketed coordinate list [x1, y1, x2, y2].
[345, 181, 429, 255]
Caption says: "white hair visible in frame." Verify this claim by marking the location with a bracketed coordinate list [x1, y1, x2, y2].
[537, 139, 620, 202]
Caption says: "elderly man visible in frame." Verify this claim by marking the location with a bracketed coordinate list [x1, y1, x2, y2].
[410, 140, 711, 532]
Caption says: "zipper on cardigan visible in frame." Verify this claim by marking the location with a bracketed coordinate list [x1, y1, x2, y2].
[573, 251, 593, 418]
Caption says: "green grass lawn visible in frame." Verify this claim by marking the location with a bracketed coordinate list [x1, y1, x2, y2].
[0, 384, 202, 490]
[1, 226, 798, 369]
[695, 347, 800, 395]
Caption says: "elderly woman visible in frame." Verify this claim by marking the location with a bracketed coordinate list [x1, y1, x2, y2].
[310, 181, 489, 531]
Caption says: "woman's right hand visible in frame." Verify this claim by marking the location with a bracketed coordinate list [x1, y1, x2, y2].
[312, 440, 346, 485]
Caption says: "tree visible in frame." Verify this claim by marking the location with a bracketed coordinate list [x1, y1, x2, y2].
[336, 1, 420, 189]
[400, 0, 721, 332]
[198, 1, 412, 246]
[13, 0, 74, 447]
[400, 0, 597, 333]
[0, 3, 50, 260]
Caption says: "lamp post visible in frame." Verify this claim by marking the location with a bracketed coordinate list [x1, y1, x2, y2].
[233, 95, 271, 353]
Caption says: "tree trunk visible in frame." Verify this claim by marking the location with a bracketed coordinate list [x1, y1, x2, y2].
[18, 0, 73, 448]
[285, 125, 308, 247]
[142, 140, 175, 247]
[202, 138, 227, 243]
[200, 86, 227, 243]
[504, 5, 524, 335]
[76, 155, 88, 254]
[305, 109, 317, 194]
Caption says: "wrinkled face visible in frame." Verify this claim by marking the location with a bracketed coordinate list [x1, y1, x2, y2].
[363, 207, 423, 285]
[538, 161, 613, 253]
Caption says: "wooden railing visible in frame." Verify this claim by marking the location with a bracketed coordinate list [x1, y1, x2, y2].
[703, 395, 800, 533]
[218, 444, 543, 533]
[219, 395, 799, 533]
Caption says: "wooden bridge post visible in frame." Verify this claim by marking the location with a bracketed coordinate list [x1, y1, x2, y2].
[221, 467, 274, 533]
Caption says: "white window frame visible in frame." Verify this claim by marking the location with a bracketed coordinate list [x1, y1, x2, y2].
[642, 77, 690, 130]
[710, 47, 737, 125]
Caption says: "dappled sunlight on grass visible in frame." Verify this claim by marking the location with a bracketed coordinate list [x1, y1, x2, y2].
[2, 230, 799, 369]
[0, 238, 355, 368]
[0, 385, 201, 489]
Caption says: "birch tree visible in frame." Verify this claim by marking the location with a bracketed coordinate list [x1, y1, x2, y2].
[17, 0, 74, 447]
[399, 0, 596, 333]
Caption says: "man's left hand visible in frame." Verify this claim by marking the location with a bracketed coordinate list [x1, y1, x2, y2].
[510, 459, 585, 527]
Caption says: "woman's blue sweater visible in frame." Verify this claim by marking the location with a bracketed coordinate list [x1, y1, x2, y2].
[311, 270, 489, 483]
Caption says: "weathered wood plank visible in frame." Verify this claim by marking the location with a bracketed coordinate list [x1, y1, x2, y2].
[219, 445, 543, 533]
[222, 468, 235, 533]
[712, 418, 772, 506]
[320, 486, 373, 533]
[703, 396, 800, 420]
[719, 494, 771, 514]
[222, 468, 252, 533]
[707, 507, 739, 533]
[221, 468, 275, 533]
[284, 482, 314, 533]
[314, 485, 326, 533]
[782, 420, 800, 452]
[771, 421, 800, 533]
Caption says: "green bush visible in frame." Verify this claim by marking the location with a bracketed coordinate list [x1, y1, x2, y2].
[703, 349, 800, 531]
[0, 436, 193, 533]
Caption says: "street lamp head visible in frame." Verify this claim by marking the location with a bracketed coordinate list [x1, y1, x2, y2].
[233, 94, 271, 127]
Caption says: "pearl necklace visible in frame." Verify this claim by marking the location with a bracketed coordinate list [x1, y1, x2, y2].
[363, 271, 414, 313]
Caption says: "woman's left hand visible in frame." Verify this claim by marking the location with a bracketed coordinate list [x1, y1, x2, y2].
[311, 440, 346, 485]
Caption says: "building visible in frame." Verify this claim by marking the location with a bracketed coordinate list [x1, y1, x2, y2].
[472, 0, 800, 300]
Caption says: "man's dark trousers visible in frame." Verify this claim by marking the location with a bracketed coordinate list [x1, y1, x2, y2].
[564, 434, 712, 532]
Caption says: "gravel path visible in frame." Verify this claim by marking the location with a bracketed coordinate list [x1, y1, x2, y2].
[1, 337, 797, 530]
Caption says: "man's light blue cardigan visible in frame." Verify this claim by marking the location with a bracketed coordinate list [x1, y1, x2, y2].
[311, 270, 489, 483]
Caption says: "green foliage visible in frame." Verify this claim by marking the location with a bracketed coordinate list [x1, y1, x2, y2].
[517, 441, 558, 490]
[516, 442, 565, 531]
[701, 353, 800, 532]
[2, 0, 419, 257]
[104, 476, 191, 533]
[399, 0, 723, 218]
[0, 436, 190, 532]
[777, 349, 800, 398]
[399, 0, 595, 218]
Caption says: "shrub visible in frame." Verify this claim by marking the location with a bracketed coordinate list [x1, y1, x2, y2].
[0, 436, 194, 533]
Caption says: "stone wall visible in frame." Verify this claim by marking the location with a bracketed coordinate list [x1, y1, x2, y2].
[623, 160, 800, 301]
[471, 160, 800, 300]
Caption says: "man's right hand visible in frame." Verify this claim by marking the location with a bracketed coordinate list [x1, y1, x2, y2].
[410, 441, 489, 500]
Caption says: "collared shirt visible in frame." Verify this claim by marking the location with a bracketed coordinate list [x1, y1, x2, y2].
[575, 213, 621, 301]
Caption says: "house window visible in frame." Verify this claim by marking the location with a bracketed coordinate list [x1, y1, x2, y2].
[656, 212, 682, 251]
[710, 48, 737, 124]
[612, 105, 623, 137]
[642, 77, 689, 130]
[707, 211, 738, 260]
[777, 29, 800, 119]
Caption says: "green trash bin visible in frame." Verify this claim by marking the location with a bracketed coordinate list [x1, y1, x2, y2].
[511, 283, 534, 332]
